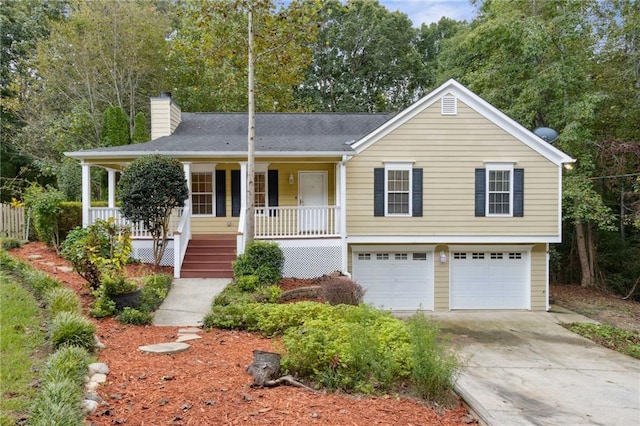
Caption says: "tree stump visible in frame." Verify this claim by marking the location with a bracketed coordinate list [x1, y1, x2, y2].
[246, 350, 281, 387]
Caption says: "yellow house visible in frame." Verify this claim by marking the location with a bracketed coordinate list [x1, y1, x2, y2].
[65, 80, 574, 312]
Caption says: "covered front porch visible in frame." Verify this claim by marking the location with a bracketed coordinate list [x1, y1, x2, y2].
[80, 158, 348, 278]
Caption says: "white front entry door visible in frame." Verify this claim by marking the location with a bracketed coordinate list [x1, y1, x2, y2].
[298, 171, 327, 232]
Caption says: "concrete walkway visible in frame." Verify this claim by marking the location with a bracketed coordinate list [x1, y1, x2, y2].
[428, 309, 640, 426]
[153, 278, 230, 326]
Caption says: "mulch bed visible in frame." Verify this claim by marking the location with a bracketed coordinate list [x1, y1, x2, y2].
[8, 242, 475, 426]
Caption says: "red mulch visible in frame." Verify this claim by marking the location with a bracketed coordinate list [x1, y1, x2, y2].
[8, 242, 475, 426]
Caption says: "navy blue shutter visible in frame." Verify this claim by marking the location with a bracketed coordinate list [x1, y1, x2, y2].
[231, 170, 240, 217]
[268, 170, 278, 217]
[215, 170, 226, 217]
[513, 168, 524, 217]
[374, 168, 385, 216]
[412, 168, 423, 217]
[475, 168, 486, 217]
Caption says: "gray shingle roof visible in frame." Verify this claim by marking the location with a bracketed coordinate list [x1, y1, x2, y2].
[68, 112, 395, 157]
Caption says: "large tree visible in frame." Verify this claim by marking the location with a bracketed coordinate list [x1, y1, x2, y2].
[166, 0, 319, 112]
[295, 0, 425, 112]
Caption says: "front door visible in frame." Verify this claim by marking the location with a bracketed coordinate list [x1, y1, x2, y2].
[298, 171, 328, 233]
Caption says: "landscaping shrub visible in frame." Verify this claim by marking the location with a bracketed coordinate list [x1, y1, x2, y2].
[117, 307, 153, 325]
[60, 219, 132, 290]
[45, 287, 82, 317]
[138, 273, 172, 312]
[406, 314, 461, 403]
[232, 241, 284, 285]
[320, 276, 365, 306]
[212, 283, 257, 306]
[23, 268, 60, 298]
[42, 346, 92, 384]
[89, 295, 117, 318]
[30, 379, 84, 426]
[50, 312, 96, 353]
[23, 184, 65, 247]
[1, 237, 22, 250]
[236, 274, 259, 292]
[57, 202, 82, 241]
[253, 284, 283, 303]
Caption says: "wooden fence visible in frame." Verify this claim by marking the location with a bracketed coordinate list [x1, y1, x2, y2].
[0, 204, 26, 240]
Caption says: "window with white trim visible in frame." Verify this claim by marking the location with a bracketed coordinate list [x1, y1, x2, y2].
[192, 172, 213, 215]
[487, 164, 513, 216]
[255, 172, 266, 209]
[385, 163, 412, 216]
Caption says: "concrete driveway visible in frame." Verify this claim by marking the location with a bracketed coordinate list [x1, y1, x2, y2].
[427, 308, 640, 426]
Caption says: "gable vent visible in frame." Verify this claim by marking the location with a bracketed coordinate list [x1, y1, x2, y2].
[441, 95, 457, 115]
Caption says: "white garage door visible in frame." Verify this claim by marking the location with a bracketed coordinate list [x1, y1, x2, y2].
[352, 250, 434, 311]
[450, 251, 528, 309]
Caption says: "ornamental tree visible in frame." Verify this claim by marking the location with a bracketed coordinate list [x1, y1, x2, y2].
[118, 155, 188, 266]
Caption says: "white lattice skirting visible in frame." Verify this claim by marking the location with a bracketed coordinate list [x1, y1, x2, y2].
[131, 239, 174, 267]
[275, 239, 343, 278]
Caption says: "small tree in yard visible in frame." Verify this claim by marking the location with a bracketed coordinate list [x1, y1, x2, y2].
[118, 155, 188, 265]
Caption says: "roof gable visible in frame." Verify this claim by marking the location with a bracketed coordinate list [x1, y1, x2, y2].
[351, 79, 574, 166]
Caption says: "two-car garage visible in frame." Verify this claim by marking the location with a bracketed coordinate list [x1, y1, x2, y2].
[351, 245, 531, 311]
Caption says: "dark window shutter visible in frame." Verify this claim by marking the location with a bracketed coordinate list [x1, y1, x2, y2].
[412, 168, 423, 217]
[513, 168, 524, 217]
[475, 168, 486, 217]
[374, 168, 384, 216]
[215, 170, 226, 217]
[268, 170, 278, 216]
[231, 170, 240, 217]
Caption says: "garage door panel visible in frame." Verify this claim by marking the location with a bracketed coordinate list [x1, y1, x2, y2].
[353, 251, 433, 311]
[451, 251, 528, 310]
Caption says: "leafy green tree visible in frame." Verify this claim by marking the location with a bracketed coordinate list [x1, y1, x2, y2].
[118, 155, 189, 266]
[131, 111, 150, 143]
[166, 0, 319, 112]
[101, 106, 130, 147]
[295, 0, 424, 112]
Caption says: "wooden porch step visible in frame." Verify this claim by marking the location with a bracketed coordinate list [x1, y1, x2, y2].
[180, 235, 236, 279]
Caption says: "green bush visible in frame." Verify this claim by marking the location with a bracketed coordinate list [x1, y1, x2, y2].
[45, 287, 82, 317]
[138, 273, 172, 312]
[233, 241, 284, 285]
[57, 202, 82, 241]
[60, 219, 132, 290]
[117, 307, 153, 325]
[236, 274, 259, 291]
[1, 237, 22, 250]
[42, 346, 92, 384]
[406, 314, 460, 403]
[100, 271, 138, 298]
[30, 379, 84, 426]
[24, 268, 61, 298]
[50, 312, 96, 353]
[320, 277, 366, 306]
[253, 284, 283, 303]
[89, 295, 116, 318]
[23, 184, 66, 247]
[212, 283, 257, 306]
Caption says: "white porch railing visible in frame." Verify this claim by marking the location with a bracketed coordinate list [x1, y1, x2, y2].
[255, 206, 339, 238]
[172, 205, 191, 278]
[88, 207, 184, 238]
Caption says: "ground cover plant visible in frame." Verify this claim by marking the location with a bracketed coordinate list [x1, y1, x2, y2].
[565, 322, 640, 359]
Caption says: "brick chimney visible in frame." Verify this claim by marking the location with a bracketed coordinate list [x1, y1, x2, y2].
[150, 92, 181, 140]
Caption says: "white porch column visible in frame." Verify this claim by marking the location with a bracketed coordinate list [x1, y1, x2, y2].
[182, 162, 192, 208]
[239, 161, 247, 213]
[81, 162, 91, 227]
[339, 156, 349, 274]
[107, 168, 116, 208]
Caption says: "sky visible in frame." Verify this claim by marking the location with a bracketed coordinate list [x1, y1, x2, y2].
[378, 0, 478, 26]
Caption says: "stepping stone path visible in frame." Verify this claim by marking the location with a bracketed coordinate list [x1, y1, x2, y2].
[137, 327, 203, 354]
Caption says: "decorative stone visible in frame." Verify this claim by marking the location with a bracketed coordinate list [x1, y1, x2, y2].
[55, 266, 74, 273]
[90, 373, 107, 383]
[88, 362, 110, 375]
[82, 399, 99, 415]
[178, 327, 202, 334]
[138, 342, 190, 354]
[27, 254, 42, 260]
[176, 334, 202, 343]
[94, 334, 106, 349]
[85, 381, 100, 392]
[85, 391, 103, 403]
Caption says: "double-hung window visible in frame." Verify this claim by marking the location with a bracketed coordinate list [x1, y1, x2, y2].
[386, 164, 412, 215]
[487, 164, 512, 216]
[254, 171, 266, 213]
[191, 171, 213, 215]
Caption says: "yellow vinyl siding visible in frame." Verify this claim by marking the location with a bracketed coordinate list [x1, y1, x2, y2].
[530, 243, 548, 311]
[433, 244, 449, 310]
[347, 100, 560, 236]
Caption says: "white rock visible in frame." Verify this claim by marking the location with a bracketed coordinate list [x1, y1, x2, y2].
[85, 391, 103, 403]
[94, 334, 106, 349]
[85, 381, 100, 392]
[90, 373, 107, 383]
[82, 399, 99, 415]
[88, 362, 110, 375]
[176, 334, 202, 342]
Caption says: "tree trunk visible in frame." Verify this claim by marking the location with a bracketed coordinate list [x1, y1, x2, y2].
[245, 7, 256, 246]
[246, 350, 280, 387]
[575, 221, 594, 287]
